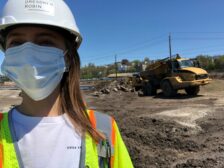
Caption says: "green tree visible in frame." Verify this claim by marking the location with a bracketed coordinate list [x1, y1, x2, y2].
[196, 55, 215, 71]
[214, 56, 224, 71]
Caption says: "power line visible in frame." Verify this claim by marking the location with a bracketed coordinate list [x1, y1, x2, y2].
[82, 34, 167, 61]
[82, 35, 166, 61]
[116, 38, 166, 56]
[172, 31, 224, 34]
[180, 47, 224, 56]
[175, 44, 224, 53]
[83, 39, 167, 63]
[174, 37, 224, 40]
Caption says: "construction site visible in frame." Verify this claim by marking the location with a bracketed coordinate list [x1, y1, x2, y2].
[1, 0, 224, 167]
[1, 56, 224, 167]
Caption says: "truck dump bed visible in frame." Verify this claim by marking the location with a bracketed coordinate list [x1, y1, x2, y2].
[140, 60, 170, 80]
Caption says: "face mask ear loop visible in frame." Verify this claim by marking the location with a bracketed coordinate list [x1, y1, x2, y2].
[63, 50, 70, 72]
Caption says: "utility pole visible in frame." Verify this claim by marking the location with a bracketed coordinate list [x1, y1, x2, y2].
[115, 54, 118, 81]
[169, 33, 172, 60]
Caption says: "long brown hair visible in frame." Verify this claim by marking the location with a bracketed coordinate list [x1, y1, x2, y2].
[59, 35, 104, 142]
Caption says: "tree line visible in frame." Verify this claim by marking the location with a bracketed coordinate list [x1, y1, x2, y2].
[196, 55, 224, 71]
[81, 55, 224, 79]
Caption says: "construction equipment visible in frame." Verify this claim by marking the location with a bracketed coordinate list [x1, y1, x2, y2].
[132, 54, 211, 97]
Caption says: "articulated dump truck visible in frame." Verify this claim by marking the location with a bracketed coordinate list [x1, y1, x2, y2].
[132, 55, 211, 97]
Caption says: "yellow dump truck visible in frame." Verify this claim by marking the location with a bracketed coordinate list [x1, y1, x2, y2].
[133, 55, 211, 97]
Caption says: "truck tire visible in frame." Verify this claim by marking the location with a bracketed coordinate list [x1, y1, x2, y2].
[185, 86, 200, 96]
[143, 82, 157, 96]
[161, 80, 177, 97]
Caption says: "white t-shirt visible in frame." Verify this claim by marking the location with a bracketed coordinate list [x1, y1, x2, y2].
[10, 108, 82, 168]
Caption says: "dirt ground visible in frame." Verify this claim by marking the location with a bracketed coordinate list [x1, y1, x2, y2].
[1, 79, 224, 168]
[0, 89, 21, 112]
[84, 79, 224, 168]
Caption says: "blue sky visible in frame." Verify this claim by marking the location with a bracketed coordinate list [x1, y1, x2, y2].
[1, 0, 224, 67]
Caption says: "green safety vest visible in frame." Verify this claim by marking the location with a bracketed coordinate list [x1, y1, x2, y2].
[0, 110, 134, 168]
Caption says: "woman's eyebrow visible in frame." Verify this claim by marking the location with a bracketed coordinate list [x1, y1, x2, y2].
[37, 32, 58, 39]
[7, 32, 24, 38]
[7, 32, 58, 39]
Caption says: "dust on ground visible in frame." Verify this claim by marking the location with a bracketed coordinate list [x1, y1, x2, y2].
[1, 79, 224, 168]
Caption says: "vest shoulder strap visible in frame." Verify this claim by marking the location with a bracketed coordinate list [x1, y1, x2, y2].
[88, 110, 116, 167]
[94, 111, 115, 157]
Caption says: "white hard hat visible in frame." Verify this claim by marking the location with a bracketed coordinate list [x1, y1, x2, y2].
[0, 0, 82, 50]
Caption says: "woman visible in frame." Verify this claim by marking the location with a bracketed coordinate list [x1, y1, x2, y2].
[0, 0, 133, 168]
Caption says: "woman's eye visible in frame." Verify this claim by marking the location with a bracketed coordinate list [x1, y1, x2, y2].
[38, 40, 55, 47]
[8, 41, 24, 47]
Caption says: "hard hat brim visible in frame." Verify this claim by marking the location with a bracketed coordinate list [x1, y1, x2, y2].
[0, 22, 82, 51]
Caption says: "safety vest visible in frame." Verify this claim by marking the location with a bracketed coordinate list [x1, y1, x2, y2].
[0, 110, 133, 168]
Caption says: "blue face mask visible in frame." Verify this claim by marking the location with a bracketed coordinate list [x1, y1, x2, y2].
[1, 42, 66, 101]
